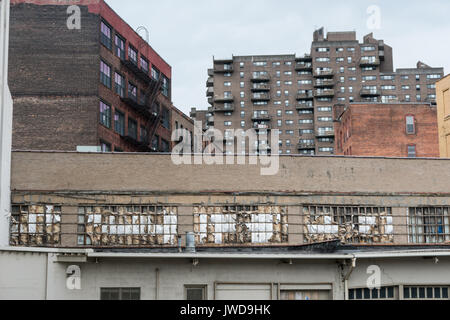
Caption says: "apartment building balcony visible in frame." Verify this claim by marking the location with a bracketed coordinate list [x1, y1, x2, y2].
[295, 62, 313, 71]
[359, 57, 380, 67]
[316, 130, 335, 138]
[214, 63, 234, 74]
[360, 88, 381, 97]
[251, 84, 270, 92]
[313, 69, 334, 78]
[251, 93, 271, 102]
[213, 104, 235, 112]
[296, 92, 314, 100]
[121, 59, 154, 85]
[208, 68, 214, 77]
[207, 116, 215, 125]
[253, 122, 272, 130]
[208, 97, 213, 105]
[206, 87, 214, 98]
[314, 79, 334, 88]
[296, 104, 314, 111]
[297, 142, 316, 150]
[295, 55, 312, 62]
[251, 74, 271, 82]
[214, 94, 234, 103]
[252, 114, 271, 121]
[314, 89, 335, 98]
[206, 77, 214, 87]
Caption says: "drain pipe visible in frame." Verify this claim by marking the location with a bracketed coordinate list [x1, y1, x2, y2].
[155, 268, 160, 300]
[344, 256, 357, 300]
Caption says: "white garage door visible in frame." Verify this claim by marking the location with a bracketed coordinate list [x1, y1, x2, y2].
[215, 284, 272, 300]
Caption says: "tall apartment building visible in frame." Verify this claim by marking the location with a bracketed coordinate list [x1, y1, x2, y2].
[436, 74, 450, 158]
[9, 0, 183, 153]
[202, 28, 444, 155]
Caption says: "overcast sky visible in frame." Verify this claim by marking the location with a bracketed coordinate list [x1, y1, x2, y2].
[106, 0, 450, 115]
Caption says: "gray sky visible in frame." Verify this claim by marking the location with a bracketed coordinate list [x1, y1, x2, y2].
[106, 0, 450, 115]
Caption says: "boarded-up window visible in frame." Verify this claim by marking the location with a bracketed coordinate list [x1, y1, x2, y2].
[77, 206, 177, 246]
[10, 205, 61, 246]
[193, 205, 288, 245]
[303, 206, 393, 244]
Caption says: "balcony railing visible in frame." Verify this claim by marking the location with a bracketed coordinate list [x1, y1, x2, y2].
[214, 94, 234, 102]
[295, 55, 312, 62]
[206, 77, 214, 87]
[295, 62, 313, 71]
[213, 104, 235, 112]
[314, 89, 335, 97]
[313, 69, 335, 78]
[314, 79, 334, 88]
[121, 59, 154, 85]
[297, 142, 316, 150]
[251, 74, 270, 82]
[359, 57, 380, 67]
[360, 88, 381, 96]
[252, 114, 271, 121]
[316, 130, 335, 138]
[296, 92, 314, 100]
[251, 84, 271, 92]
[214, 64, 234, 73]
[296, 104, 314, 110]
[251, 93, 271, 102]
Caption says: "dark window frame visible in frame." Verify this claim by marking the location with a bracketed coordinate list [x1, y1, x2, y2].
[114, 33, 126, 60]
[128, 117, 138, 140]
[100, 60, 112, 89]
[405, 115, 416, 135]
[128, 45, 138, 65]
[114, 109, 125, 136]
[185, 285, 207, 301]
[114, 72, 125, 97]
[100, 20, 112, 50]
[99, 100, 112, 129]
[100, 288, 141, 300]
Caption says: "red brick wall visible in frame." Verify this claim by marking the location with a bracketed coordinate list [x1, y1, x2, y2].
[335, 104, 440, 158]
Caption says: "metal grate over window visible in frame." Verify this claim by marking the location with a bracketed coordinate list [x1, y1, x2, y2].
[193, 205, 288, 245]
[77, 206, 178, 247]
[10, 205, 61, 246]
[303, 206, 393, 244]
[408, 207, 450, 244]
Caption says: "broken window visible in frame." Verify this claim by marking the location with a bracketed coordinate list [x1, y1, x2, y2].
[193, 205, 288, 245]
[303, 206, 393, 244]
[408, 207, 450, 244]
[10, 205, 61, 246]
[100, 288, 140, 300]
[77, 206, 178, 246]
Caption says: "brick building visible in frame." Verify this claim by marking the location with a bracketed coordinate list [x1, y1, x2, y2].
[334, 103, 439, 158]
[436, 74, 450, 158]
[197, 28, 444, 156]
[2, 151, 450, 300]
[9, 0, 187, 152]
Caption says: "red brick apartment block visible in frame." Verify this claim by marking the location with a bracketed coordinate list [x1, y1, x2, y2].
[334, 103, 440, 158]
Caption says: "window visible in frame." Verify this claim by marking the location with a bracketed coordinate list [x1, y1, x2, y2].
[114, 73, 125, 97]
[381, 85, 396, 90]
[128, 118, 138, 140]
[140, 126, 148, 143]
[362, 75, 377, 81]
[114, 110, 125, 136]
[162, 107, 170, 129]
[100, 140, 111, 152]
[316, 47, 330, 52]
[316, 57, 330, 63]
[408, 207, 450, 244]
[406, 116, 415, 134]
[128, 82, 137, 101]
[151, 67, 160, 80]
[161, 139, 170, 152]
[240, 121, 245, 128]
[381, 75, 395, 81]
[404, 286, 449, 300]
[114, 34, 125, 60]
[186, 285, 207, 300]
[100, 21, 112, 50]
[240, 62, 245, 68]
[128, 45, 138, 65]
[349, 287, 396, 300]
[427, 74, 441, 80]
[140, 56, 149, 73]
[240, 82, 244, 88]
[162, 75, 170, 97]
[100, 288, 141, 300]
[99, 101, 111, 128]
[224, 81, 231, 87]
[361, 46, 376, 52]
[100, 60, 111, 88]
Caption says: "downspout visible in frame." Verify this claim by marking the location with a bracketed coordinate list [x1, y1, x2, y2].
[155, 268, 160, 300]
[344, 256, 356, 300]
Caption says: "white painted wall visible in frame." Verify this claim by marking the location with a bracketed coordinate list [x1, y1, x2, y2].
[0, 0, 12, 247]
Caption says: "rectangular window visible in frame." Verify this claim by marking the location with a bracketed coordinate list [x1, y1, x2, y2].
[406, 116, 415, 134]
[407, 145, 416, 158]
[100, 288, 141, 300]
[99, 101, 111, 128]
[114, 110, 125, 136]
[151, 67, 160, 80]
[128, 118, 138, 140]
[128, 45, 138, 65]
[162, 107, 170, 129]
[349, 287, 396, 300]
[100, 21, 112, 50]
[140, 56, 149, 73]
[162, 75, 170, 97]
[408, 207, 450, 244]
[404, 286, 449, 300]
[128, 82, 137, 101]
[140, 126, 148, 143]
[114, 73, 125, 97]
[100, 140, 111, 152]
[100, 60, 111, 88]
[9, 205, 61, 246]
[185, 285, 207, 300]
[114, 34, 125, 60]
